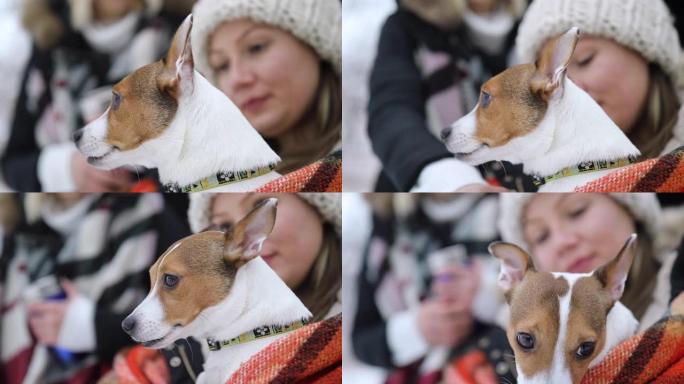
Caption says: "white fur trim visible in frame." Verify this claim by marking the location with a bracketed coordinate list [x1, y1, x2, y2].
[57, 295, 96, 352]
[386, 310, 429, 366]
[410, 158, 485, 192]
[37, 142, 78, 192]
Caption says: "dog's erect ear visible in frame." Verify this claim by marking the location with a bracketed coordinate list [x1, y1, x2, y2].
[158, 14, 194, 99]
[488, 242, 534, 297]
[593, 233, 637, 302]
[530, 27, 580, 101]
[224, 198, 277, 267]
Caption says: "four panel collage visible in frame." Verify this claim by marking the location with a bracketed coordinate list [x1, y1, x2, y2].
[0, 0, 683, 383]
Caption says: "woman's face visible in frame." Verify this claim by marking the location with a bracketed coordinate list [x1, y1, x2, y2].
[522, 194, 636, 273]
[565, 35, 650, 134]
[210, 193, 323, 289]
[208, 20, 321, 139]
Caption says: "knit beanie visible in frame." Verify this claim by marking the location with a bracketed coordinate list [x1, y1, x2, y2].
[191, 0, 341, 83]
[497, 193, 662, 256]
[188, 193, 341, 236]
[515, 0, 682, 83]
[69, 0, 162, 30]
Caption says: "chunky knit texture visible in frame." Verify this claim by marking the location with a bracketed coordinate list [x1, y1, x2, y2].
[516, 0, 681, 82]
[191, 0, 341, 82]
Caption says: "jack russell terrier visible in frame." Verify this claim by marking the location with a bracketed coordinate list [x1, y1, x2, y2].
[74, 15, 281, 192]
[488, 234, 639, 384]
[121, 198, 312, 383]
[441, 27, 640, 191]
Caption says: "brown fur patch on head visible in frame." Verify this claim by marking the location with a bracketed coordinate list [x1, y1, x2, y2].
[105, 61, 178, 150]
[508, 272, 569, 379]
[150, 231, 237, 327]
[565, 276, 612, 383]
[474, 64, 548, 147]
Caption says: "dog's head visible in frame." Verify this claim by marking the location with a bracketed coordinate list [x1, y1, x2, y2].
[441, 27, 580, 165]
[488, 234, 637, 384]
[74, 14, 196, 169]
[121, 198, 277, 348]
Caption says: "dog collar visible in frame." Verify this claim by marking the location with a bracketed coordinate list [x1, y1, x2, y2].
[531, 155, 638, 187]
[205, 318, 309, 352]
[163, 164, 277, 193]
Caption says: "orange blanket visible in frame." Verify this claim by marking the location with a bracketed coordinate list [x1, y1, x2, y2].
[256, 151, 342, 192]
[576, 146, 684, 192]
[582, 315, 684, 383]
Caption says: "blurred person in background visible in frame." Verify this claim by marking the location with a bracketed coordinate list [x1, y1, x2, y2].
[0, 193, 189, 383]
[352, 194, 514, 384]
[1, 0, 171, 192]
[367, 0, 534, 192]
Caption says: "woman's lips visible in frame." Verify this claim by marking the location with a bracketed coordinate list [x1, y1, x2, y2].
[241, 96, 270, 113]
[567, 256, 595, 273]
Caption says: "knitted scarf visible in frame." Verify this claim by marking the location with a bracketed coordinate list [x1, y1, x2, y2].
[256, 150, 341, 192]
[582, 315, 684, 383]
[576, 146, 684, 192]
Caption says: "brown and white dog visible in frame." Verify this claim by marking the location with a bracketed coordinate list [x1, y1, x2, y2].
[121, 198, 312, 383]
[74, 15, 281, 192]
[441, 28, 640, 191]
[488, 234, 639, 384]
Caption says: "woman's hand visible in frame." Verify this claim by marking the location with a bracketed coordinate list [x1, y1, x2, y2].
[27, 280, 78, 346]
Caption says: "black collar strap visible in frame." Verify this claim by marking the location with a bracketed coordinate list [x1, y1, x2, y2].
[206, 318, 310, 352]
[163, 164, 277, 193]
[532, 155, 638, 187]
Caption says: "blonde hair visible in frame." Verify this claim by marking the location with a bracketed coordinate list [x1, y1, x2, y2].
[273, 61, 341, 173]
[294, 222, 341, 321]
[628, 64, 681, 159]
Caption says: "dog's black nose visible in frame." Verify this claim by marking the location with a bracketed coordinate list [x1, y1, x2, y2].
[440, 126, 452, 140]
[72, 129, 84, 143]
[121, 316, 136, 333]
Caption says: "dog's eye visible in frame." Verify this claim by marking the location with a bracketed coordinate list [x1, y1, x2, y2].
[480, 91, 492, 108]
[575, 341, 596, 359]
[112, 92, 122, 110]
[162, 273, 180, 289]
[516, 332, 535, 350]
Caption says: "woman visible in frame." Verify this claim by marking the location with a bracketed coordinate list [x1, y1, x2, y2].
[498, 193, 677, 329]
[516, 0, 684, 160]
[191, 0, 342, 174]
[188, 193, 341, 321]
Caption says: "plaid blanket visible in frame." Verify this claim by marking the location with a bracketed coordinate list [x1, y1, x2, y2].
[256, 151, 342, 192]
[576, 146, 684, 192]
[582, 315, 684, 383]
[227, 314, 342, 384]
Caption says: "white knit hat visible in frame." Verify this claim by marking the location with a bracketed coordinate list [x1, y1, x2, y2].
[191, 0, 341, 83]
[188, 193, 341, 236]
[497, 193, 662, 255]
[515, 0, 682, 83]
[69, 0, 163, 30]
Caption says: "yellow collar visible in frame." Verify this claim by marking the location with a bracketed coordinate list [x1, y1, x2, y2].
[163, 164, 277, 192]
[206, 318, 309, 352]
[532, 156, 638, 187]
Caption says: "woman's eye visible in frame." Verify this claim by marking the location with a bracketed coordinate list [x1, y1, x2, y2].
[576, 54, 594, 67]
[481, 91, 492, 108]
[248, 42, 268, 54]
[163, 273, 180, 289]
[533, 230, 549, 245]
[568, 205, 587, 218]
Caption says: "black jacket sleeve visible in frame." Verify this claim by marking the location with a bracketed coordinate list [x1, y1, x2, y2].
[351, 215, 397, 368]
[1, 46, 49, 191]
[367, 11, 453, 191]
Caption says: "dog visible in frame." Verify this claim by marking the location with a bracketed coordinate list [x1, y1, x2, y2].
[487, 234, 639, 383]
[121, 198, 312, 383]
[440, 27, 640, 191]
[74, 15, 281, 192]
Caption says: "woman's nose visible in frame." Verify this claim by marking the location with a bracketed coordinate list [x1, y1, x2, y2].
[226, 61, 256, 90]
